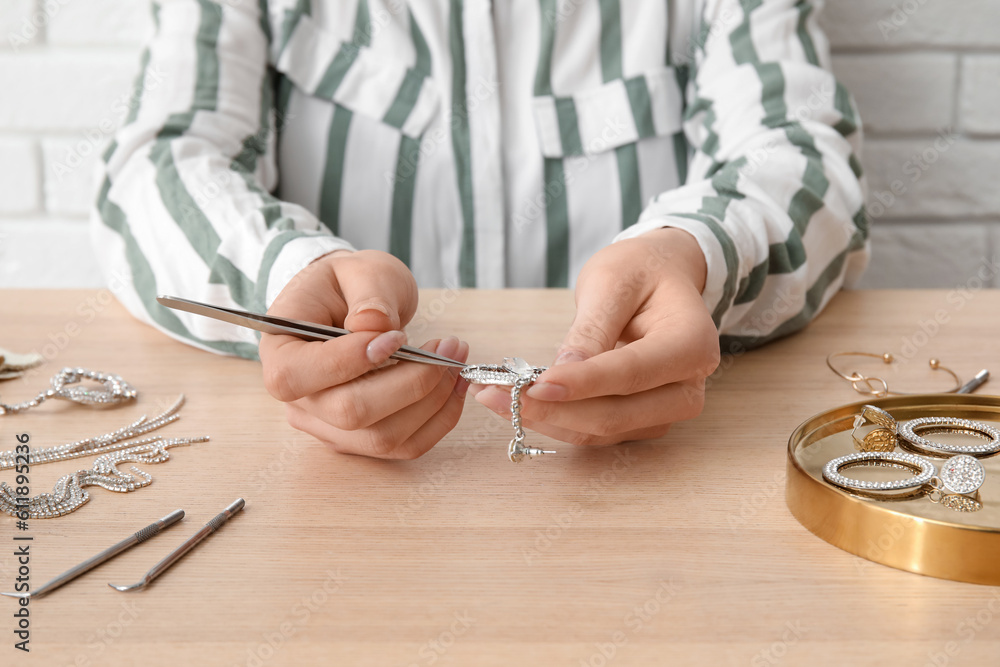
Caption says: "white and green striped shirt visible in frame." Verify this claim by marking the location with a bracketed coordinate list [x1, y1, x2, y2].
[91, 0, 869, 359]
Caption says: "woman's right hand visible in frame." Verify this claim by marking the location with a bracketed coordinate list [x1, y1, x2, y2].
[258, 249, 469, 459]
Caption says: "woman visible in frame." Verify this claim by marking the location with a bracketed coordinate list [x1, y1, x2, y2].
[92, 0, 867, 458]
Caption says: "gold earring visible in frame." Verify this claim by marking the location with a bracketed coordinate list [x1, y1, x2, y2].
[826, 351, 961, 397]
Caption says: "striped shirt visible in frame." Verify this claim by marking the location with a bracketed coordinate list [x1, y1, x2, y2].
[91, 0, 869, 360]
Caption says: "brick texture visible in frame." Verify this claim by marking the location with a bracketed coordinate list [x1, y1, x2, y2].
[858, 223, 997, 289]
[0, 139, 40, 215]
[865, 138, 1000, 220]
[0, 0, 39, 51]
[42, 138, 100, 216]
[831, 53, 956, 134]
[0, 51, 142, 130]
[961, 56, 1000, 136]
[821, 0, 1000, 49]
[0, 220, 104, 288]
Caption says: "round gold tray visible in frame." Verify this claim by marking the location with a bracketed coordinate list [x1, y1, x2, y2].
[786, 393, 1000, 585]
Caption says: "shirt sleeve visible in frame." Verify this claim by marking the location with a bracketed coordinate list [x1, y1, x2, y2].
[90, 0, 353, 360]
[614, 0, 870, 353]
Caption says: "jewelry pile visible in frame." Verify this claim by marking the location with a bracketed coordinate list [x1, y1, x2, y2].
[822, 404, 995, 512]
[1, 395, 208, 519]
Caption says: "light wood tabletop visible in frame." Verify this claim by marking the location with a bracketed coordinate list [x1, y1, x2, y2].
[1, 288, 999, 666]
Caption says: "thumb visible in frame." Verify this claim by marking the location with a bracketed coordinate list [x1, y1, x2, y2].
[337, 253, 418, 333]
[554, 278, 637, 366]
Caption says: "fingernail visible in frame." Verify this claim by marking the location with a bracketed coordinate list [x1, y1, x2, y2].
[456, 340, 470, 364]
[526, 382, 568, 401]
[455, 377, 470, 398]
[554, 349, 586, 365]
[351, 300, 391, 318]
[366, 330, 407, 364]
[437, 335, 460, 360]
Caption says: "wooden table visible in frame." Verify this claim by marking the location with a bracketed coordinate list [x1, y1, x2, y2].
[1, 289, 998, 666]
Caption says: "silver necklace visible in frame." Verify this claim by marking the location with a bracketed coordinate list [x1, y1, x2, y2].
[0, 367, 137, 415]
[461, 358, 556, 463]
[0, 395, 208, 518]
[0, 437, 206, 519]
[0, 395, 189, 470]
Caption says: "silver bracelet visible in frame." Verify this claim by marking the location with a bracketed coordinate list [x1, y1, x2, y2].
[461, 357, 556, 463]
[0, 367, 137, 415]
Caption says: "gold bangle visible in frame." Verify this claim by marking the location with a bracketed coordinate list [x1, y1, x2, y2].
[826, 351, 961, 397]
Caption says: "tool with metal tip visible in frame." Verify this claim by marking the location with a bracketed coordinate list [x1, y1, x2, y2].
[957, 369, 990, 394]
[1, 509, 184, 600]
[109, 498, 245, 592]
[156, 296, 466, 368]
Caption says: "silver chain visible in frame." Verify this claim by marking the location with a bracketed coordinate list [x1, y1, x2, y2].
[460, 358, 555, 463]
[0, 367, 137, 415]
[507, 375, 530, 462]
[0, 437, 207, 519]
[0, 394, 208, 518]
[0, 395, 188, 470]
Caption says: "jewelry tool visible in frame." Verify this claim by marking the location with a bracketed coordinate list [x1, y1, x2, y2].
[158, 297, 552, 463]
[109, 498, 245, 592]
[1, 510, 184, 599]
[957, 369, 990, 394]
[156, 296, 466, 368]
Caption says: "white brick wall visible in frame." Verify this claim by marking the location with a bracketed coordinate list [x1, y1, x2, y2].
[0, 0, 997, 289]
[822, 0, 1000, 289]
[0, 0, 152, 288]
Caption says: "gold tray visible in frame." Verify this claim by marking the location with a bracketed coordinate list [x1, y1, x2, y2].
[786, 393, 1000, 585]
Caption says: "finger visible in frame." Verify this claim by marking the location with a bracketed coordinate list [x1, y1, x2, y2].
[390, 383, 468, 459]
[287, 375, 466, 460]
[259, 329, 409, 403]
[517, 420, 671, 448]
[475, 377, 705, 434]
[470, 389, 673, 447]
[528, 291, 718, 402]
[298, 336, 469, 430]
[468, 390, 670, 446]
[265, 254, 349, 326]
[553, 271, 641, 367]
[286, 353, 465, 459]
[338, 252, 418, 332]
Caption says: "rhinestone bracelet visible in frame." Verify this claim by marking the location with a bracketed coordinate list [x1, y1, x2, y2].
[0, 367, 136, 415]
[461, 357, 556, 463]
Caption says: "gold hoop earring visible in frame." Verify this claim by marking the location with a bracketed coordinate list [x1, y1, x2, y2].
[826, 351, 961, 397]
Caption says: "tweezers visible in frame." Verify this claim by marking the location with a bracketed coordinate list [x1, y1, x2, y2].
[157, 295, 466, 369]
[1, 510, 184, 600]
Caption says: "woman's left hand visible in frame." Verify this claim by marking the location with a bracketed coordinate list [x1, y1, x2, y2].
[468, 227, 720, 446]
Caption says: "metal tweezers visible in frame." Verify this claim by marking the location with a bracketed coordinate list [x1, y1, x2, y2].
[157, 295, 466, 369]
